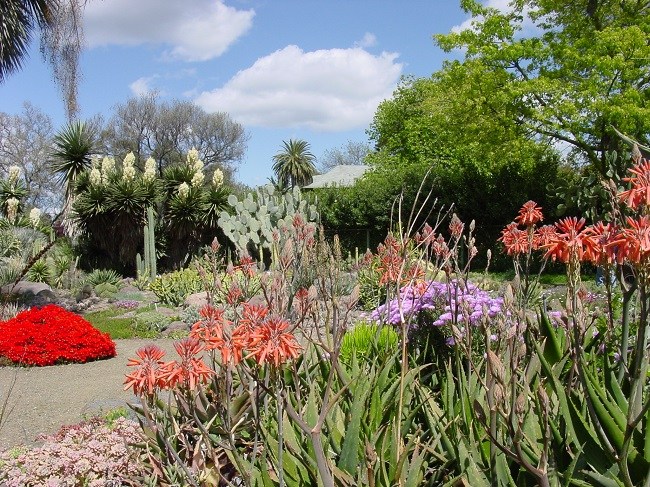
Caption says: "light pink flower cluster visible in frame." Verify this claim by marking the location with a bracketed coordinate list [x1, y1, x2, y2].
[0, 417, 145, 486]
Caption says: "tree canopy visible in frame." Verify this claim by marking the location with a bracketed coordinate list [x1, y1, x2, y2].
[434, 0, 650, 174]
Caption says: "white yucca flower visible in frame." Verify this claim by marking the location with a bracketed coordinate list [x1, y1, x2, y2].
[123, 152, 136, 168]
[8, 165, 21, 183]
[192, 160, 204, 173]
[101, 156, 115, 176]
[89, 168, 102, 186]
[191, 170, 204, 187]
[6, 197, 19, 221]
[144, 157, 156, 172]
[178, 182, 190, 199]
[29, 207, 41, 227]
[123, 165, 136, 182]
[143, 157, 156, 182]
[187, 148, 200, 165]
[212, 168, 224, 188]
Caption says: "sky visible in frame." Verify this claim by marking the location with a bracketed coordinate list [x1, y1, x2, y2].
[0, 0, 476, 186]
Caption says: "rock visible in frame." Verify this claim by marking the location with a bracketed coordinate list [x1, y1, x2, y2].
[162, 320, 188, 336]
[0, 281, 58, 307]
[1, 281, 52, 296]
[76, 284, 95, 302]
[184, 291, 210, 308]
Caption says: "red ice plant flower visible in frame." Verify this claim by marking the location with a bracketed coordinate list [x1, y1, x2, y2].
[0, 304, 115, 366]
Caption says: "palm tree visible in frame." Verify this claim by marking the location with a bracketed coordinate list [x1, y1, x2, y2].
[272, 139, 316, 189]
[1, 0, 84, 119]
[0, 0, 52, 82]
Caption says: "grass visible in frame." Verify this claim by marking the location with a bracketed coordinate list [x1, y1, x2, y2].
[83, 308, 158, 339]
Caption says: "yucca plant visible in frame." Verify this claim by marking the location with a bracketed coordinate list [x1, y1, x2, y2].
[84, 268, 122, 287]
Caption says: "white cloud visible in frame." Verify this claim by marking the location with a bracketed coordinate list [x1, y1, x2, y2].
[194, 45, 402, 132]
[84, 0, 254, 62]
[129, 76, 158, 96]
[354, 33, 377, 48]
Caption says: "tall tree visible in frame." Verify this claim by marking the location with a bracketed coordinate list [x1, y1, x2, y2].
[435, 0, 650, 175]
[0, 0, 85, 120]
[100, 94, 248, 181]
[0, 103, 58, 211]
[272, 139, 316, 189]
[319, 140, 370, 172]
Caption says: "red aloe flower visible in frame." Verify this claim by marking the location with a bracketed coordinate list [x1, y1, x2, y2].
[619, 159, 650, 210]
[124, 345, 168, 395]
[377, 234, 403, 285]
[499, 222, 530, 255]
[162, 338, 214, 391]
[248, 317, 302, 367]
[515, 201, 544, 227]
[449, 214, 464, 238]
[236, 255, 257, 277]
[587, 222, 622, 266]
[617, 216, 650, 264]
[544, 217, 598, 263]
[191, 305, 230, 349]
[535, 224, 559, 249]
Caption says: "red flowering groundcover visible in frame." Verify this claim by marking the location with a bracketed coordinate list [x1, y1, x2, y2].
[0, 304, 116, 366]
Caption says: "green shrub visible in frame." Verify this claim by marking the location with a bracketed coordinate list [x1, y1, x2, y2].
[339, 322, 399, 363]
[149, 268, 202, 306]
[94, 282, 119, 298]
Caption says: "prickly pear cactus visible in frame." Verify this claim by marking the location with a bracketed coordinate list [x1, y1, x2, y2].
[218, 184, 318, 256]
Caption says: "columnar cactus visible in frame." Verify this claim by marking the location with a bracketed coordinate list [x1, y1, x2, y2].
[136, 206, 157, 281]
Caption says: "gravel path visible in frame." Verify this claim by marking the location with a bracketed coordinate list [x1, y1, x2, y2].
[0, 338, 179, 449]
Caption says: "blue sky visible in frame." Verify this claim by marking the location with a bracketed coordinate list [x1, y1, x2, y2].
[0, 0, 476, 186]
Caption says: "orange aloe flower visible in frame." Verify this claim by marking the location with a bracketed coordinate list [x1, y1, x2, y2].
[619, 159, 650, 210]
[124, 344, 169, 395]
[162, 338, 214, 391]
[544, 217, 598, 263]
[617, 216, 650, 265]
[588, 222, 622, 266]
[499, 222, 530, 255]
[191, 305, 232, 345]
[535, 224, 559, 248]
[515, 201, 544, 227]
[248, 317, 302, 367]
[377, 234, 403, 285]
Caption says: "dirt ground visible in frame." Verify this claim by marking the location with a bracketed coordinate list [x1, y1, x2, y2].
[0, 338, 179, 449]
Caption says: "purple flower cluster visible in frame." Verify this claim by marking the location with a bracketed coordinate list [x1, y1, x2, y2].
[115, 299, 139, 309]
[371, 280, 504, 327]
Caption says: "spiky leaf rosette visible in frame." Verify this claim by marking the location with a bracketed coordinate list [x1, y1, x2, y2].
[50, 121, 95, 197]
[162, 165, 196, 195]
[203, 186, 229, 229]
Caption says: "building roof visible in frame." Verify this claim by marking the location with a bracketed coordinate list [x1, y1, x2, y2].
[303, 165, 369, 189]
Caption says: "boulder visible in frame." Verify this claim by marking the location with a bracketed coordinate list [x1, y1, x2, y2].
[184, 291, 210, 309]
[0, 281, 58, 307]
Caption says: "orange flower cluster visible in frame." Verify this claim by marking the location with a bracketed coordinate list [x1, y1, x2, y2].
[501, 159, 650, 266]
[125, 302, 302, 396]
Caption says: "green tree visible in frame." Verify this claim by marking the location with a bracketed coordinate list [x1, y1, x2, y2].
[434, 0, 650, 175]
[272, 139, 316, 189]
